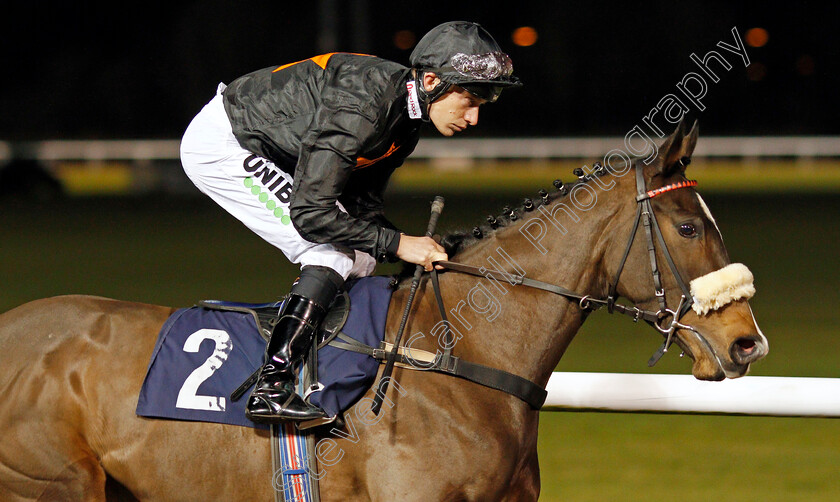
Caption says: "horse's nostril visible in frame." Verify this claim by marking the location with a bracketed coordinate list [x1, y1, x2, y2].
[731, 335, 764, 364]
[737, 338, 756, 354]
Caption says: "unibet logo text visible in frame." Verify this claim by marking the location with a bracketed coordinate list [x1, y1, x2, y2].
[242, 154, 293, 224]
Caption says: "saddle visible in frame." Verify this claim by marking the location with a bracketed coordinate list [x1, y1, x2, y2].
[198, 289, 360, 418]
[196, 275, 404, 421]
[198, 290, 351, 349]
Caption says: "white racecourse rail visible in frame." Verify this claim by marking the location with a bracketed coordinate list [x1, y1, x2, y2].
[6, 136, 840, 162]
[542, 372, 840, 418]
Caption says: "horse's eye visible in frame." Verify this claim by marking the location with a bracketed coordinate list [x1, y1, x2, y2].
[678, 223, 697, 238]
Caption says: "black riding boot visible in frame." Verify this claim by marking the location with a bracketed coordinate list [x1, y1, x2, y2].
[246, 266, 344, 424]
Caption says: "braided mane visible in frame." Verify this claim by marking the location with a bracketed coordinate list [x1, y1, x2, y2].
[439, 176, 589, 258]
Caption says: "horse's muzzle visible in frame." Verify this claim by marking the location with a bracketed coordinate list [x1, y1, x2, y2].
[678, 326, 768, 381]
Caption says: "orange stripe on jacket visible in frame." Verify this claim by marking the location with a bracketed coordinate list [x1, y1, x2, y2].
[273, 52, 372, 72]
[355, 143, 399, 170]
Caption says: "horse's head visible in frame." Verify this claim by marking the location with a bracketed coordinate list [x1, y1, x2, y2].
[606, 119, 768, 380]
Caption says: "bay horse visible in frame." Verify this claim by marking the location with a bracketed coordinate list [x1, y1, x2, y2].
[0, 120, 767, 501]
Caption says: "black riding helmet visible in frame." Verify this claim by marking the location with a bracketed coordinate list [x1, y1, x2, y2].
[410, 21, 522, 119]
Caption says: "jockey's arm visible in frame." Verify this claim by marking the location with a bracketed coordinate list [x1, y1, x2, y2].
[290, 147, 446, 269]
[289, 145, 401, 262]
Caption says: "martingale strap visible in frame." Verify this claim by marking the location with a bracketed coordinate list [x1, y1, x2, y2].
[328, 332, 548, 410]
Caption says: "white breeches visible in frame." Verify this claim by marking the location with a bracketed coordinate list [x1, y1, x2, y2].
[180, 84, 376, 280]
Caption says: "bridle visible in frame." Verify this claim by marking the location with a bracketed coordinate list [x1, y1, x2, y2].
[608, 161, 701, 365]
[364, 161, 714, 411]
[434, 159, 706, 368]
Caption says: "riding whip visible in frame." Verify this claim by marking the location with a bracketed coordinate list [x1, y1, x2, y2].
[371, 196, 444, 415]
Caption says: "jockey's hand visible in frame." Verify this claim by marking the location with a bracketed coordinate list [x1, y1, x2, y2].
[397, 234, 448, 271]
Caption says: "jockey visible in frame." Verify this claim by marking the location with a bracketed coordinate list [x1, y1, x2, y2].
[179, 21, 522, 424]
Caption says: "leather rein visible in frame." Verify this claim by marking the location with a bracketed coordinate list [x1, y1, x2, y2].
[421, 163, 706, 408]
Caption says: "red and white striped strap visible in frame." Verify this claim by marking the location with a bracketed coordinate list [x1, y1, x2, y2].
[638, 180, 698, 200]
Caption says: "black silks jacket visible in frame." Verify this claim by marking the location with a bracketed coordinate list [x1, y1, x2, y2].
[223, 53, 421, 262]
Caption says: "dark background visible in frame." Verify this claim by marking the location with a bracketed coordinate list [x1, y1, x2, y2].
[2, 1, 837, 141]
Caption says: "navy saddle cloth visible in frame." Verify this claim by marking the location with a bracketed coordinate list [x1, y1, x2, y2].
[136, 276, 393, 429]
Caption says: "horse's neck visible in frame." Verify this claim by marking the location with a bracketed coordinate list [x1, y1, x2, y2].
[441, 196, 620, 387]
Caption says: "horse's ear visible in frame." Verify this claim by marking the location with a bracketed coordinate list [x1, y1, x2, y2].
[682, 119, 700, 158]
[657, 119, 699, 177]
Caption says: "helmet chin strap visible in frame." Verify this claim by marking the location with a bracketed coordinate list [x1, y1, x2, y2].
[414, 70, 452, 122]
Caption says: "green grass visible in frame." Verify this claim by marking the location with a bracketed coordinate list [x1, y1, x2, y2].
[538, 413, 840, 502]
[1, 175, 838, 501]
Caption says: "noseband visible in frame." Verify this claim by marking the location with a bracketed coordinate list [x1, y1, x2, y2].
[434, 162, 703, 367]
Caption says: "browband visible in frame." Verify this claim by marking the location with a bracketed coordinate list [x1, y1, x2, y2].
[637, 180, 698, 201]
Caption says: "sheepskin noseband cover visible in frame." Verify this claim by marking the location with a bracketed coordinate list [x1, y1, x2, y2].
[689, 263, 755, 316]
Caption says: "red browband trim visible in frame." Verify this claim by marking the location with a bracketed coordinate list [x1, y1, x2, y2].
[645, 180, 698, 199]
